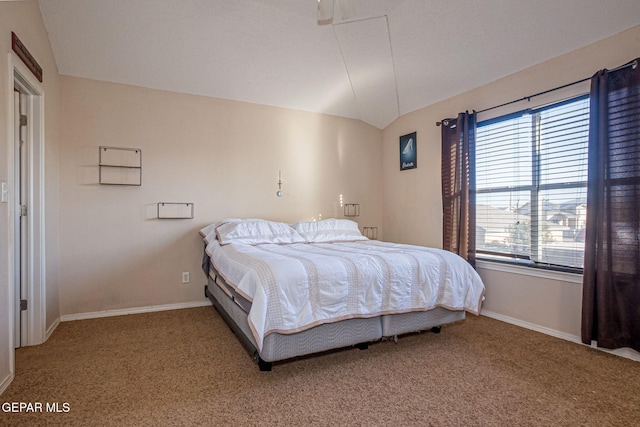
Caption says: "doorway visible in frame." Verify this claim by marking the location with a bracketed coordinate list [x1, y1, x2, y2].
[9, 54, 47, 349]
[13, 88, 28, 348]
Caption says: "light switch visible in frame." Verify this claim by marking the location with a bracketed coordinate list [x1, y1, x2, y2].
[1, 182, 7, 203]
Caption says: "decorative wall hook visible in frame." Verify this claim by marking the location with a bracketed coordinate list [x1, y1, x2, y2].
[276, 170, 284, 197]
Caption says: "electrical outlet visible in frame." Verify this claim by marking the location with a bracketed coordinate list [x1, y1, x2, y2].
[181, 272, 190, 284]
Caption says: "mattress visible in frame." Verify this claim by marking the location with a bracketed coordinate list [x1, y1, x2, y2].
[207, 239, 484, 351]
[211, 270, 252, 313]
[209, 261, 465, 339]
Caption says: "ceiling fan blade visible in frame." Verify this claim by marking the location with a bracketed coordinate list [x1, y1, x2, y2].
[317, 0, 334, 25]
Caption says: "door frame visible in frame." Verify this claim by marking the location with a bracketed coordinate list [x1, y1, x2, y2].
[7, 52, 46, 353]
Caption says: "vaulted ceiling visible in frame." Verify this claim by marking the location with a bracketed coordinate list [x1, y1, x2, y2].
[39, 0, 640, 129]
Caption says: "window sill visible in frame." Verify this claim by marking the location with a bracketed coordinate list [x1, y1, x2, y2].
[476, 259, 583, 284]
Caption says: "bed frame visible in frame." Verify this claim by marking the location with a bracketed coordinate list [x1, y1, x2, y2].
[204, 266, 465, 371]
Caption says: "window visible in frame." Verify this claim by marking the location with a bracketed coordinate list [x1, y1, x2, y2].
[475, 95, 589, 271]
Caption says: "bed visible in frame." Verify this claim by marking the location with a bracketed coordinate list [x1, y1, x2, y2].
[200, 218, 485, 371]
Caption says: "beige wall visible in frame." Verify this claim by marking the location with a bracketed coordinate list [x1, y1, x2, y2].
[57, 76, 382, 316]
[382, 25, 640, 338]
[0, 0, 60, 391]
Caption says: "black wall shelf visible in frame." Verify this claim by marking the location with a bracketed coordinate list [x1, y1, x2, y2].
[99, 146, 142, 186]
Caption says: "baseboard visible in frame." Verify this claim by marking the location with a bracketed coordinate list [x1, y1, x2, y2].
[481, 310, 580, 343]
[45, 317, 60, 341]
[481, 310, 640, 362]
[0, 372, 13, 396]
[60, 300, 212, 322]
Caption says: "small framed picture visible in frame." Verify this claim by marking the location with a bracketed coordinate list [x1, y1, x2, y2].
[400, 132, 417, 171]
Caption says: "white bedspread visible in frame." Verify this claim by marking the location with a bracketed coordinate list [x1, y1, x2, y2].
[206, 240, 485, 351]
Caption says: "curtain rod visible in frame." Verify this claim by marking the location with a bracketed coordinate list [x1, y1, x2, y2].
[436, 59, 638, 126]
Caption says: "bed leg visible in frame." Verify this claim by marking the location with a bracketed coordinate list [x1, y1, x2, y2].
[254, 351, 272, 372]
[355, 342, 368, 350]
[204, 285, 208, 298]
[431, 326, 441, 334]
[393, 335, 398, 344]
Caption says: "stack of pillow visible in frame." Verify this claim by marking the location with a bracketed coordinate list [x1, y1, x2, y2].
[200, 218, 368, 245]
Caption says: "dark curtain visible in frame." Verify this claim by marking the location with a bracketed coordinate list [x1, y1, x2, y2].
[582, 59, 640, 351]
[441, 112, 476, 267]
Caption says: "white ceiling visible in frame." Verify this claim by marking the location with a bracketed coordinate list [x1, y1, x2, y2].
[38, 0, 640, 129]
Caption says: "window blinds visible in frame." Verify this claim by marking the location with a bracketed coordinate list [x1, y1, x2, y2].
[475, 96, 590, 269]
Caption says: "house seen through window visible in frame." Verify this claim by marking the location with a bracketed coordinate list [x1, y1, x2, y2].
[475, 95, 590, 271]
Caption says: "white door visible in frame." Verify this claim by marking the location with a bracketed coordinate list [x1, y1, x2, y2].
[11, 56, 46, 348]
[13, 88, 29, 348]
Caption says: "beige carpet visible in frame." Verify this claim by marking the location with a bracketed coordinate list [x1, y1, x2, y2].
[1, 306, 639, 426]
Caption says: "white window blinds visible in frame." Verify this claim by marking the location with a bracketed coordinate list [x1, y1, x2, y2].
[475, 95, 589, 270]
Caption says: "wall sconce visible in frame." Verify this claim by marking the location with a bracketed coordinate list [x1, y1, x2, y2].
[344, 203, 360, 217]
[276, 170, 284, 197]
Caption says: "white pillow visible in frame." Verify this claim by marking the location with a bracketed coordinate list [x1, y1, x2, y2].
[215, 219, 305, 245]
[291, 219, 368, 243]
[199, 218, 242, 243]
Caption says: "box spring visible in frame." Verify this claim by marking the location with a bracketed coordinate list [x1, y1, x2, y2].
[207, 276, 382, 363]
[206, 268, 466, 367]
[381, 308, 465, 337]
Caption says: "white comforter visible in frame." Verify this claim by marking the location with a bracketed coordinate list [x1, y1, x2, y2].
[206, 240, 485, 351]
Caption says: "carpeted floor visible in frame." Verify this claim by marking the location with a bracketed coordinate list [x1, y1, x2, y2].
[1, 306, 639, 426]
